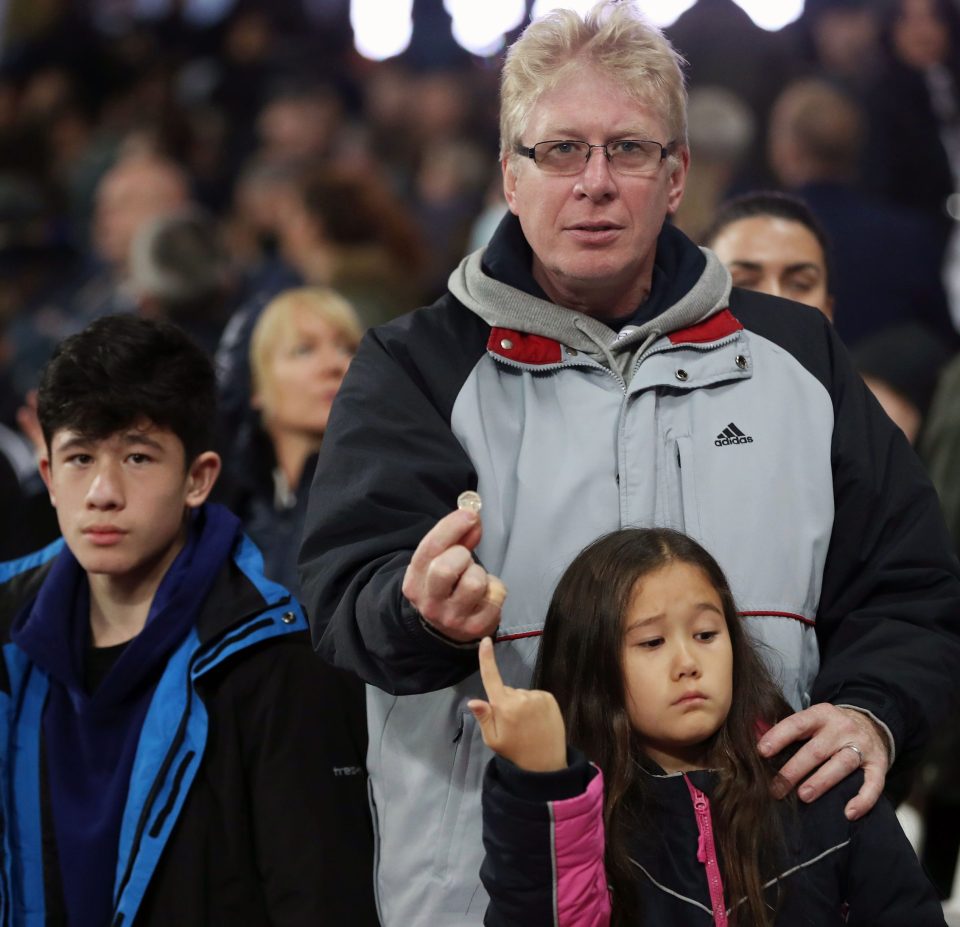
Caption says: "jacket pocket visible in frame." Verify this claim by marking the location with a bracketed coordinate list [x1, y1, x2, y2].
[674, 436, 701, 537]
[435, 709, 485, 900]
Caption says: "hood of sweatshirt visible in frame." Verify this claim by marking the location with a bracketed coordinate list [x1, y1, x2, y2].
[448, 213, 732, 377]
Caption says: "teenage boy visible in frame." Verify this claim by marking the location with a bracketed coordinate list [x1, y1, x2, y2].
[0, 315, 377, 926]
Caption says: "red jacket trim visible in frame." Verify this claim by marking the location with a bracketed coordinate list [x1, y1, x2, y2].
[668, 308, 743, 345]
[488, 327, 563, 365]
[494, 630, 543, 642]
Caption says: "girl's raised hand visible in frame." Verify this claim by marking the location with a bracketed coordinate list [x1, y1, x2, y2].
[468, 637, 568, 773]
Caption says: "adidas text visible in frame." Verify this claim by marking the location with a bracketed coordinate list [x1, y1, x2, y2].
[714, 435, 754, 446]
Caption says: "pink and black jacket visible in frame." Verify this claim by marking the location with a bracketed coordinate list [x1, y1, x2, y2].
[480, 750, 945, 926]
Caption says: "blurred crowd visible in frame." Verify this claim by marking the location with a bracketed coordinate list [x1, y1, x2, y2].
[5, 0, 960, 904]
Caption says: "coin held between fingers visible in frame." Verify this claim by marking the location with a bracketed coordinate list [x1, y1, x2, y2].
[457, 490, 482, 514]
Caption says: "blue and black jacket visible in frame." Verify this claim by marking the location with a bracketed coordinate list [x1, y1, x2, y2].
[0, 509, 377, 926]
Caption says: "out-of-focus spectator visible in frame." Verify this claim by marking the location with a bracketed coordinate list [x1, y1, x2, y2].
[280, 164, 428, 326]
[702, 190, 834, 320]
[853, 322, 953, 445]
[215, 163, 425, 437]
[924, 351, 960, 557]
[918, 349, 960, 899]
[0, 324, 59, 557]
[220, 286, 361, 595]
[769, 76, 955, 346]
[361, 61, 421, 191]
[128, 209, 235, 354]
[666, 0, 787, 189]
[223, 158, 299, 272]
[93, 153, 190, 278]
[255, 83, 343, 168]
[413, 137, 492, 297]
[786, 0, 881, 94]
[864, 0, 960, 251]
[7, 152, 193, 389]
[674, 85, 755, 241]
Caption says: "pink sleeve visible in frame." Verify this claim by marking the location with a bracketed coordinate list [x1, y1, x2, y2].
[551, 768, 612, 927]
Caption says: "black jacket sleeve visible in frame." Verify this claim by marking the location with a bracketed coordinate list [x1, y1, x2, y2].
[733, 291, 960, 762]
[812, 317, 960, 760]
[231, 638, 379, 927]
[298, 302, 494, 694]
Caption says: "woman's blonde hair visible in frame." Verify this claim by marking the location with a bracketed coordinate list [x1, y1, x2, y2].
[499, 0, 688, 161]
[250, 286, 362, 412]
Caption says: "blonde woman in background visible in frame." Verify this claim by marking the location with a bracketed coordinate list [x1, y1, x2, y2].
[222, 286, 361, 594]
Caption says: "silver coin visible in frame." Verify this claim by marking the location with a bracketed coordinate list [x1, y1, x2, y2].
[457, 490, 482, 514]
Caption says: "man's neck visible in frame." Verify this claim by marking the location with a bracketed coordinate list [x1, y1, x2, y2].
[532, 261, 653, 322]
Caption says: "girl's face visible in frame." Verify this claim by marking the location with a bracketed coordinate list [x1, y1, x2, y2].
[622, 561, 734, 773]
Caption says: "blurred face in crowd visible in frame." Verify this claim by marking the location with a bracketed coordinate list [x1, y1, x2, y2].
[257, 94, 340, 164]
[502, 64, 688, 321]
[254, 304, 355, 441]
[811, 8, 879, 79]
[94, 158, 189, 272]
[708, 215, 833, 320]
[893, 0, 949, 69]
[279, 194, 326, 277]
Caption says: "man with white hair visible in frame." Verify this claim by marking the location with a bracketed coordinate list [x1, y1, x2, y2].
[300, 3, 960, 923]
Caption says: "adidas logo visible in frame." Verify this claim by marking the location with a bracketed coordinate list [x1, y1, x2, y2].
[714, 422, 754, 447]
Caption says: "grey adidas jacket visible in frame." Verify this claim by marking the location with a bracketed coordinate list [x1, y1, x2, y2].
[299, 216, 960, 927]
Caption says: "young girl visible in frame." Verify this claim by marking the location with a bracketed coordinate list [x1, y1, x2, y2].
[469, 528, 945, 926]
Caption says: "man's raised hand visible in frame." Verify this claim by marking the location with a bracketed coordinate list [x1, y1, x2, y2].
[402, 509, 507, 643]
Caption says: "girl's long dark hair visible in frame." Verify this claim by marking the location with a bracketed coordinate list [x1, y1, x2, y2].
[533, 528, 794, 926]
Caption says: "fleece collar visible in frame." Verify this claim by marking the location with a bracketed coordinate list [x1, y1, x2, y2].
[449, 213, 731, 377]
[11, 503, 242, 708]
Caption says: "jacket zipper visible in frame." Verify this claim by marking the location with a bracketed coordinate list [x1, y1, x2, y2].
[684, 775, 728, 927]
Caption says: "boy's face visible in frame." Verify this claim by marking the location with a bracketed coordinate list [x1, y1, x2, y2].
[40, 421, 220, 584]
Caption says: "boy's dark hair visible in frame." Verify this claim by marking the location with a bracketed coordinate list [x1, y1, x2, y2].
[38, 315, 217, 463]
[701, 190, 835, 293]
[534, 527, 794, 927]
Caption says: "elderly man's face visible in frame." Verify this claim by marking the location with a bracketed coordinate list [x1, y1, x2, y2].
[502, 66, 688, 320]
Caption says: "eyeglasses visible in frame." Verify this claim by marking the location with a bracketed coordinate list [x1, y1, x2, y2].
[515, 139, 674, 176]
